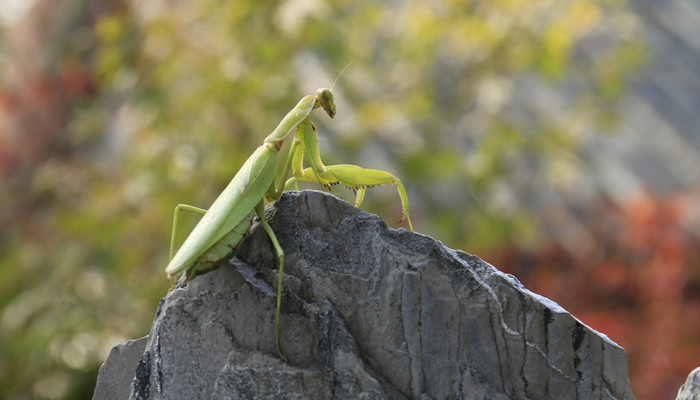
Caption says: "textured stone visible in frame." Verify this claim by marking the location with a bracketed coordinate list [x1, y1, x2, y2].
[93, 337, 148, 400]
[93, 190, 636, 399]
[677, 367, 700, 400]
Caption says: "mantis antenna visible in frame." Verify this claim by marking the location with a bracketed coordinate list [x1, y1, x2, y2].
[312, 60, 356, 90]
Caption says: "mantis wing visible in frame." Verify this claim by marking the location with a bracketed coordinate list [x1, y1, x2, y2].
[165, 143, 278, 278]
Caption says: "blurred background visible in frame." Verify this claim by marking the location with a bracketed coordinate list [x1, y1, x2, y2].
[1, 0, 698, 398]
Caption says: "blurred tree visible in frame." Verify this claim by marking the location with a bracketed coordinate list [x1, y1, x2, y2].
[0, 0, 646, 399]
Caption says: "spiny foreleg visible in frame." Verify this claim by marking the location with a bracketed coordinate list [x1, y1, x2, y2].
[292, 164, 413, 231]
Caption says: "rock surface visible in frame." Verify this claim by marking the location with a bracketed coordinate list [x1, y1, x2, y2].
[677, 367, 700, 400]
[94, 190, 636, 400]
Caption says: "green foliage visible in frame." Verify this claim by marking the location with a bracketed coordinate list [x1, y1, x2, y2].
[0, 0, 642, 398]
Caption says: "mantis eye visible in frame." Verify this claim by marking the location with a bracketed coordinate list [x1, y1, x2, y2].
[316, 88, 336, 119]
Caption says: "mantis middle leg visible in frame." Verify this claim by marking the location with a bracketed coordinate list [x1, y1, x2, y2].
[254, 201, 287, 361]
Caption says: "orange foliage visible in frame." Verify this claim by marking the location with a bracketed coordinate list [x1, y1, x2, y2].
[488, 190, 700, 400]
[0, 63, 94, 179]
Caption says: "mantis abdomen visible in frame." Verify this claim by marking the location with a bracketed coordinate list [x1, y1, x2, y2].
[185, 208, 256, 279]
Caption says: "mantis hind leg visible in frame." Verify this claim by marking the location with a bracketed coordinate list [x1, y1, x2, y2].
[170, 204, 208, 261]
[254, 201, 287, 361]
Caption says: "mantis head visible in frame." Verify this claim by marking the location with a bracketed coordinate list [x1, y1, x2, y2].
[316, 88, 336, 119]
[313, 60, 354, 120]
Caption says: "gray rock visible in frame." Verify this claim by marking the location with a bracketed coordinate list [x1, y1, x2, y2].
[677, 367, 700, 400]
[93, 337, 148, 400]
[93, 190, 636, 400]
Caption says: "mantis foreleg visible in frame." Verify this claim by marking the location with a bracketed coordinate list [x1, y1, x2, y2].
[283, 120, 414, 231]
[297, 164, 413, 230]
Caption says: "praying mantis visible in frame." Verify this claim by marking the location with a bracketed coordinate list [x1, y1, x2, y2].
[165, 69, 413, 360]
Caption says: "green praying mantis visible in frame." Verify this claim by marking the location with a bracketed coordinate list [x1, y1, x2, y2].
[165, 68, 413, 360]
